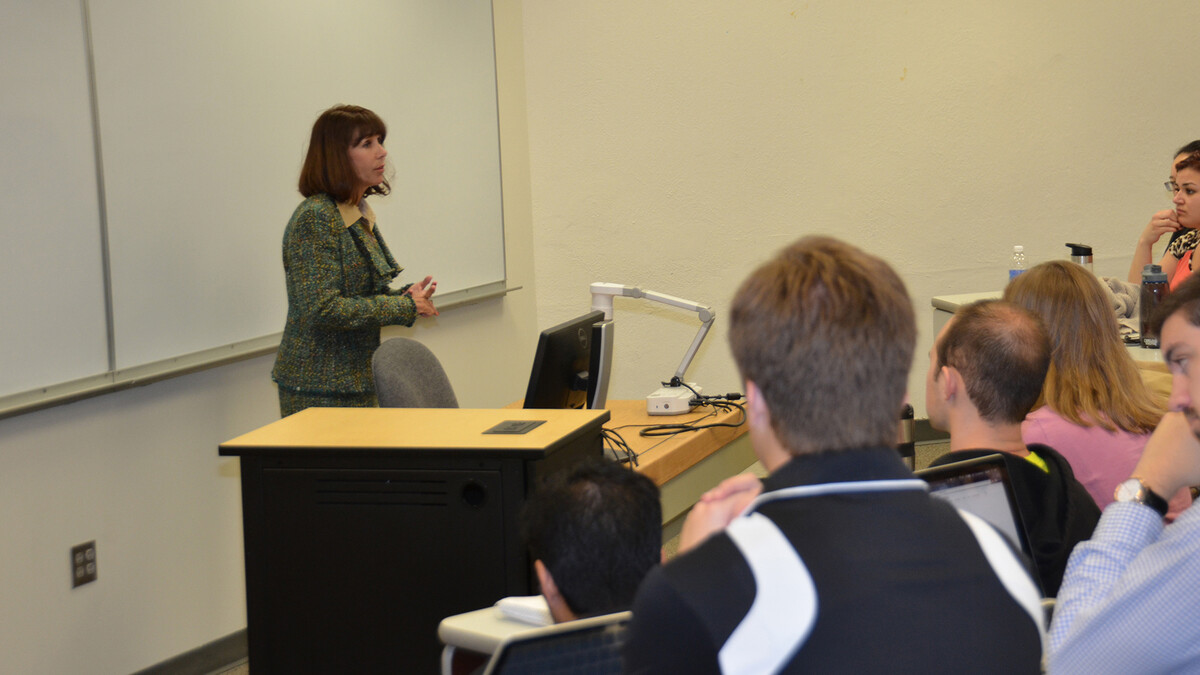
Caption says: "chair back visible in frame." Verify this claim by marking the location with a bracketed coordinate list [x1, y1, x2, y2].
[372, 337, 459, 408]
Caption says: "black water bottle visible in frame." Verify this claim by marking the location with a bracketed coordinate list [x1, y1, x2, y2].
[1140, 264, 1169, 348]
[897, 403, 915, 469]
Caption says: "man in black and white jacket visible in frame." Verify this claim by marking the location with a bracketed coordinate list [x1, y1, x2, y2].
[623, 236, 1045, 674]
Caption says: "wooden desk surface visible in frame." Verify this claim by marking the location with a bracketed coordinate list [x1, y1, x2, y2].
[601, 399, 748, 487]
[220, 402, 747, 487]
[219, 406, 609, 456]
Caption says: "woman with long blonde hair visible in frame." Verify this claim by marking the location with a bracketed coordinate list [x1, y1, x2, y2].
[1004, 261, 1190, 518]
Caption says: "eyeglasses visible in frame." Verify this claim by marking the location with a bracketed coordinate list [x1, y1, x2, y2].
[1166, 181, 1181, 194]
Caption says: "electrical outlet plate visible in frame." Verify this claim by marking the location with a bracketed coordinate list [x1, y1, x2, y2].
[71, 541, 97, 588]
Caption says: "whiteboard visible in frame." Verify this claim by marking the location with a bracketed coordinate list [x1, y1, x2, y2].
[0, 0, 110, 396]
[0, 0, 506, 407]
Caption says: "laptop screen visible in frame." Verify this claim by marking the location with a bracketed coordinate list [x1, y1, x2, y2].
[917, 454, 1032, 557]
[483, 612, 631, 675]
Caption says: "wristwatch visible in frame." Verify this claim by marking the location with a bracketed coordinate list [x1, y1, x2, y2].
[1114, 477, 1169, 517]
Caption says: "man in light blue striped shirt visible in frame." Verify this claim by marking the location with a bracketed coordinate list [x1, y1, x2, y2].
[1048, 274, 1200, 674]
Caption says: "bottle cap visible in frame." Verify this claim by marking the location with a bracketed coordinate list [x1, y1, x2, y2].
[1013, 245, 1024, 253]
[1142, 264, 1167, 283]
[1066, 243, 1093, 256]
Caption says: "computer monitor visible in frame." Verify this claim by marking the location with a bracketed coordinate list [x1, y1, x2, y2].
[523, 311, 612, 409]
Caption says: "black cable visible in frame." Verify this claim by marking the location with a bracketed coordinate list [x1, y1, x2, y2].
[603, 393, 746, 463]
[637, 399, 746, 437]
[602, 427, 638, 466]
[662, 378, 744, 405]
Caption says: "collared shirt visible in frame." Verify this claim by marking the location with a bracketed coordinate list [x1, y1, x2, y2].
[337, 200, 376, 232]
[1049, 501, 1200, 673]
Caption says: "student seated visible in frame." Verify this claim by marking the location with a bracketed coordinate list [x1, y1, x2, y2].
[925, 299, 1101, 596]
[520, 459, 662, 623]
[1004, 260, 1191, 519]
[624, 237, 1044, 674]
[1126, 141, 1200, 288]
[1049, 275, 1200, 672]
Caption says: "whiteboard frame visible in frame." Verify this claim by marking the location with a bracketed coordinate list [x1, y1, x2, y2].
[0, 281, 519, 420]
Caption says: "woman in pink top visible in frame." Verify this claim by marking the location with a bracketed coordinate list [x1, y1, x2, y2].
[1006, 261, 1191, 519]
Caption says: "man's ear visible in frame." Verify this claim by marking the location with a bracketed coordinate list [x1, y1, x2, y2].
[534, 559, 576, 624]
[745, 380, 771, 429]
[940, 365, 960, 400]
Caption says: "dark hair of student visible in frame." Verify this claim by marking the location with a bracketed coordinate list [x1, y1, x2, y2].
[520, 460, 662, 618]
[1177, 141, 1200, 158]
[936, 300, 1051, 425]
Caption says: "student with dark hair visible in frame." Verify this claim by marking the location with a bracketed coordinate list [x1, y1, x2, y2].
[624, 237, 1044, 674]
[1049, 274, 1200, 672]
[521, 460, 662, 622]
[925, 299, 1101, 596]
[271, 104, 439, 417]
[1127, 141, 1200, 287]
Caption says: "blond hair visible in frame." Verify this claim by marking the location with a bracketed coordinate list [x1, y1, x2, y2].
[1003, 261, 1163, 433]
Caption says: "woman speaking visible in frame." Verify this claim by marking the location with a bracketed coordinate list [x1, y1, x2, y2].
[272, 105, 438, 416]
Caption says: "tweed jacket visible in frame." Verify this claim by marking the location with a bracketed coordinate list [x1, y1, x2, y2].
[271, 194, 417, 396]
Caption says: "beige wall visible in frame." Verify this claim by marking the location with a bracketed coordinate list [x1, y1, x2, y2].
[519, 0, 1200, 417]
[4, 1, 1200, 670]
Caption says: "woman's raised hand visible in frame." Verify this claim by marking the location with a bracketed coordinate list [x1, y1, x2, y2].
[1140, 209, 1182, 246]
[407, 275, 439, 317]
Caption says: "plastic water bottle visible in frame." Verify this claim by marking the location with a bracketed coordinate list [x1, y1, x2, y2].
[1009, 245, 1026, 281]
[1140, 264, 1169, 349]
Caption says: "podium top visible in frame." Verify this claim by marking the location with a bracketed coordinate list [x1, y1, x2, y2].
[219, 407, 610, 458]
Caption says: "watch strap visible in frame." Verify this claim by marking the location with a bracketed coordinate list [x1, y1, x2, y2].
[1141, 483, 1170, 518]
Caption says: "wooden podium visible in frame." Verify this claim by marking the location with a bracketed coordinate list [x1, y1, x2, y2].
[219, 407, 608, 674]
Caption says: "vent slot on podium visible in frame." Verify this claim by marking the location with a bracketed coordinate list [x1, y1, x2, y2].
[313, 477, 451, 507]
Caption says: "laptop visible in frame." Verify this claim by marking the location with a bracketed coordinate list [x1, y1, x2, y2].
[916, 453, 1034, 561]
[482, 611, 631, 675]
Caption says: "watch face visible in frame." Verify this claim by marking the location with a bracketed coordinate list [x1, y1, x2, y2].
[1115, 478, 1142, 502]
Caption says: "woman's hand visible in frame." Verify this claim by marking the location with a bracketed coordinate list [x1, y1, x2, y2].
[406, 275, 439, 317]
[1130, 210, 1183, 282]
[1140, 209, 1182, 246]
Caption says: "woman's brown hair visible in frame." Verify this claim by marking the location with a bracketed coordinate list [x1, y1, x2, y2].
[298, 104, 389, 203]
[1003, 260, 1164, 433]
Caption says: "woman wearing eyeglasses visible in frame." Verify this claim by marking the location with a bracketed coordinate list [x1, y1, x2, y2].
[1127, 141, 1200, 288]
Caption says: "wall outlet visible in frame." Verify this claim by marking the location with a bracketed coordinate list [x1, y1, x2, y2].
[71, 541, 97, 588]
